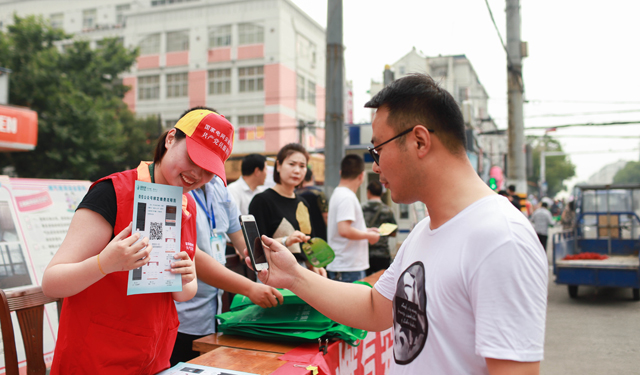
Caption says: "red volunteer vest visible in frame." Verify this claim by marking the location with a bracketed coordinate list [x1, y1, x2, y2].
[51, 162, 197, 375]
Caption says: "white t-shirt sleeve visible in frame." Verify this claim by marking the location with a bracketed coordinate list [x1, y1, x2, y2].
[334, 191, 357, 223]
[469, 235, 548, 362]
[374, 244, 402, 301]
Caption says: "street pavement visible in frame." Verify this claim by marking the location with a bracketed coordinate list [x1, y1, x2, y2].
[541, 226, 640, 374]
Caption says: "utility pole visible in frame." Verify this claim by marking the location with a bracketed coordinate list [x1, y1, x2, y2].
[506, 0, 527, 193]
[324, 0, 344, 198]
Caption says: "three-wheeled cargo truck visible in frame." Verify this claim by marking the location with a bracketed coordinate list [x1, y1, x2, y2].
[553, 184, 640, 300]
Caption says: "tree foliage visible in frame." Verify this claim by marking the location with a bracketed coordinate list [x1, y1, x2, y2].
[527, 136, 576, 198]
[613, 161, 640, 184]
[0, 15, 159, 181]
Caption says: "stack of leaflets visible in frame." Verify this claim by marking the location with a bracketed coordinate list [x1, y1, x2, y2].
[157, 362, 257, 375]
[216, 288, 368, 346]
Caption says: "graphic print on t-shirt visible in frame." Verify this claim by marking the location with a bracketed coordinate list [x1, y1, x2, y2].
[393, 261, 427, 365]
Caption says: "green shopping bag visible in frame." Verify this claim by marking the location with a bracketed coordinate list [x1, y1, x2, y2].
[217, 286, 369, 346]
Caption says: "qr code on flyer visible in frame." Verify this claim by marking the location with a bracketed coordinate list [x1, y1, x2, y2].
[150, 222, 162, 240]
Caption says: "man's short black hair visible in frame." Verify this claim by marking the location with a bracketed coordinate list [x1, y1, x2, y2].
[365, 73, 466, 155]
[241, 154, 267, 176]
[507, 185, 516, 193]
[304, 167, 313, 182]
[541, 202, 548, 208]
[367, 180, 383, 197]
[340, 154, 364, 180]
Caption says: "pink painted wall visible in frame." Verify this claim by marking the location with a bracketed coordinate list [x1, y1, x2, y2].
[123, 76, 136, 112]
[237, 44, 264, 60]
[137, 55, 160, 70]
[207, 48, 231, 63]
[166, 51, 189, 66]
[189, 70, 206, 108]
[264, 113, 296, 152]
[264, 63, 296, 110]
[316, 85, 325, 122]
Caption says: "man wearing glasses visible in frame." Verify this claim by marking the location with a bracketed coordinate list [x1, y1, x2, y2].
[248, 74, 548, 375]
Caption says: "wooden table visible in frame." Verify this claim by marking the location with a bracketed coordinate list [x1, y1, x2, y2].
[188, 347, 289, 374]
[193, 332, 299, 355]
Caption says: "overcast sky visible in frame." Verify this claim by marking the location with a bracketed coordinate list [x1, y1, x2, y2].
[290, 0, 640, 191]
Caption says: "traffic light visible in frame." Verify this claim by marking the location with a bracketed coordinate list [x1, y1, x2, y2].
[488, 177, 497, 190]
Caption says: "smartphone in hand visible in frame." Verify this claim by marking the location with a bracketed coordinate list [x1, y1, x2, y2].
[239, 215, 269, 271]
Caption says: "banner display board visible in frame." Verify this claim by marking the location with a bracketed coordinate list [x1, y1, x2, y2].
[0, 176, 90, 373]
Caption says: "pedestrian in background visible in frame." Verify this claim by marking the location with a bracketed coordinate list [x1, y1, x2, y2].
[296, 167, 328, 241]
[507, 184, 522, 211]
[227, 153, 268, 215]
[560, 200, 576, 233]
[362, 180, 397, 276]
[531, 201, 554, 251]
[249, 143, 326, 276]
[326, 154, 380, 282]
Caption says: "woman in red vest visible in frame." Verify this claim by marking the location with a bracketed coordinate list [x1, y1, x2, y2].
[41, 108, 234, 374]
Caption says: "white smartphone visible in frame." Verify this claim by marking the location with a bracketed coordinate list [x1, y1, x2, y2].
[239, 215, 269, 271]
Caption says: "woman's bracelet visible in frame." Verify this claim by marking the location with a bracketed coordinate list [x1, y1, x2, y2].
[97, 253, 107, 275]
[281, 236, 288, 247]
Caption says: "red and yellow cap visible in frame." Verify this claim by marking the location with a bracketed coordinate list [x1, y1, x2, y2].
[174, 109, 234, 185]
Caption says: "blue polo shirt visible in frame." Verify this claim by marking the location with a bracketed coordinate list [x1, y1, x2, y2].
[175, 175, 241, 336]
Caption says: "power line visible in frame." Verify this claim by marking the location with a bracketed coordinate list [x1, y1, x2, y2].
[530, 135, 640, 139]
[526, 109, 640, 118]
[525, 121, 640, 130]
[564, 148, 639, 155]
[482, 0, 509, 64]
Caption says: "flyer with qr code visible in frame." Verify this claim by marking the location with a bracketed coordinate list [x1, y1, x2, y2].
[127, 180, 183, 295]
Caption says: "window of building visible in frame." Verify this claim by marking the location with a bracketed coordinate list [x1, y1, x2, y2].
[166, 73, 189, 98]
[458, 87, 469, 102]
[82, 8, 97, 29]
[116, 4, 130, 26]
[238, 66, 264, 92]
[237, 115, 265, 140]
[139, 33, 161, 55]
[138, 75, 160, 100]
[208, 25, 231, 48]
[50, 13, 64, 29]
[307, 80, 315, 106]
[238, 23, 264, 45]
[297, 75, 305, 100]
[167, 30, 189, 53]
[208, 68, 231, 95]
[164, 119, 178, 129]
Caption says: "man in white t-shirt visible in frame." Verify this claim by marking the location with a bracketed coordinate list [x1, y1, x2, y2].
[227, 153, 268, 215]
[246, 74, 548, 375]
[326, 154, 380, 282]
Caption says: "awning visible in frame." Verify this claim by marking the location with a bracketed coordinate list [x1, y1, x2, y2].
[0, 105, 38, 152]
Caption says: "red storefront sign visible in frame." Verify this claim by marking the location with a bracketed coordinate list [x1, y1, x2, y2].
[0, 105, 38, 151]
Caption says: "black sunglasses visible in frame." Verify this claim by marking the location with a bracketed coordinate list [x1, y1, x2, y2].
[367, 125, 435, 165]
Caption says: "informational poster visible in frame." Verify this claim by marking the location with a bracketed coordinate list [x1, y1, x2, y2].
[0, 176, 91, 374]
[127, 180, 183, 295]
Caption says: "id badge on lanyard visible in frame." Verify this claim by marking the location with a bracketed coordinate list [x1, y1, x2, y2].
[210, 230, 227, 265]
[192, 190, 227, 265]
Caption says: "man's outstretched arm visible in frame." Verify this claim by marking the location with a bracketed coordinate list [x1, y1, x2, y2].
[246, 235, 393, 332]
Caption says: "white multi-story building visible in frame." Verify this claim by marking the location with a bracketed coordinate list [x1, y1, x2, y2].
[0, 0, 327, 154]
